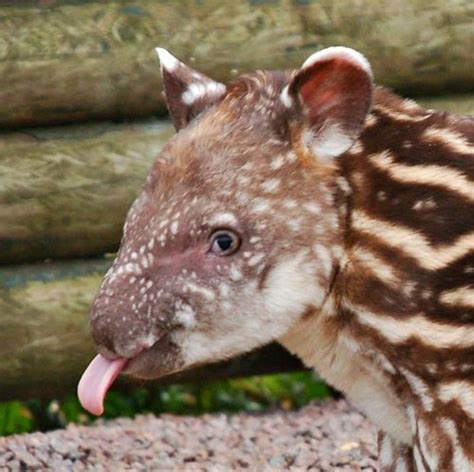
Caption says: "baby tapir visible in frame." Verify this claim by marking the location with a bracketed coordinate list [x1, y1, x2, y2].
[79, 46, 474, 471]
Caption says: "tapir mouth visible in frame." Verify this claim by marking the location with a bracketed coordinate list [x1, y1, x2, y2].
[78, 334, 180, 416]
[77, 344, 152, 416]
[77, 354, 129, 416]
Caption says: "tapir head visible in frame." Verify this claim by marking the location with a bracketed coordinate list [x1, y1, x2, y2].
[78, 46, 373, 415]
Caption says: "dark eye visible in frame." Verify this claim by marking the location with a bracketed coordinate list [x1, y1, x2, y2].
[209, 230, 241, 256]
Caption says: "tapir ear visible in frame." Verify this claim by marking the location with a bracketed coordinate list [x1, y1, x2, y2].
[155, 48, 227, 131]
[281, 47, 373, 161]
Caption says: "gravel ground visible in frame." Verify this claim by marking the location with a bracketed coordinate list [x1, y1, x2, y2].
[0, 399, 379, 471]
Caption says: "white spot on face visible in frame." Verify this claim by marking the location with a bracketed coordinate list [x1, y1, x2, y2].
[175, 301, 196, 328]
[248, 253, 265, 267]
[283, 200, 297, 209]
[270, 155, 285, 170]
[229, 265, 243, 281]
[261, 178, 280, 193]
[236, 192, 250, 204]
[137, 332, 157, 349]
[170, 220, 179, 235]
[186, 282, 215, 301]
[287, 219, 301, 232]
[237, 175, 250, 186]
[219, 283, 230, 298]
[209, 212, 238, 227]
[303, 202, 321, 214]
[252, 199, 270, 213]
[125, 263, 138, 274]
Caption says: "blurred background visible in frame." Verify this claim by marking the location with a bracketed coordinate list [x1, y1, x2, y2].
[0, 0, 473, 436]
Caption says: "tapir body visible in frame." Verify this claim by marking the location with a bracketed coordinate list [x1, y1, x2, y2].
[79, 47, 474, 471]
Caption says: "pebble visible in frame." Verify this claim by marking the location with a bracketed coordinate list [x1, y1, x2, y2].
[0, 399, 379, 470]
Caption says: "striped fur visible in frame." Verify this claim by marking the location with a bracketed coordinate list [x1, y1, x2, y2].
[335, 89, 473, 470]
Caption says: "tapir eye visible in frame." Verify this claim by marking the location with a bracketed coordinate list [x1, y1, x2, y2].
[209, 230, 241, 256]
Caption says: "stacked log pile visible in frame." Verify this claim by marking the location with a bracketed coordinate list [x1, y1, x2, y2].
[0, 0, 472, 401]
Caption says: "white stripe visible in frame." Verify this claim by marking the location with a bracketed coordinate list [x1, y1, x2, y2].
[399, 367, 433, 411]
[423, 127, 474, 156]
[441, 417, 474, 472]
[350, 246, 398, 285]
[373, 104, 429, 123]
[353, 210, 474, 271]
[438, 380, 474, 418]
[369, 150, 474, 203]
[440, 286, 474, 308]
[345, 302, 474, 349]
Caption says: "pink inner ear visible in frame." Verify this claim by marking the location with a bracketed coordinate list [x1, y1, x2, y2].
[291, 57, 372, 139]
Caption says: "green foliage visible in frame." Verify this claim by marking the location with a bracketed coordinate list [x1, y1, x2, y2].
[0, 401, 34, 436]
[0, 371, 330, 436]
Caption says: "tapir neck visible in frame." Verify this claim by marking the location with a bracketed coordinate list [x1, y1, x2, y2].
[280, 87, 470, 443]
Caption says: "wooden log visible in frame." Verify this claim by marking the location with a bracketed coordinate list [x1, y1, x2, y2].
[1, 95, 473, 265]
[0, 120, 174, 264]
[0, 0, 472, 128]
[419, 95, 474, 116]
[0, 258, 304, 402]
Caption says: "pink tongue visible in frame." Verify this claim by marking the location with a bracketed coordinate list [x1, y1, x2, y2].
[77, 354, 127, 416]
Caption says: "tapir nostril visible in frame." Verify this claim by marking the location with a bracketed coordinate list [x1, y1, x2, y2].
[90, 295, 162, 359]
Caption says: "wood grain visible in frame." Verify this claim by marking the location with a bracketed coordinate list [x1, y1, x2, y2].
[0, 0, 472, 127]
